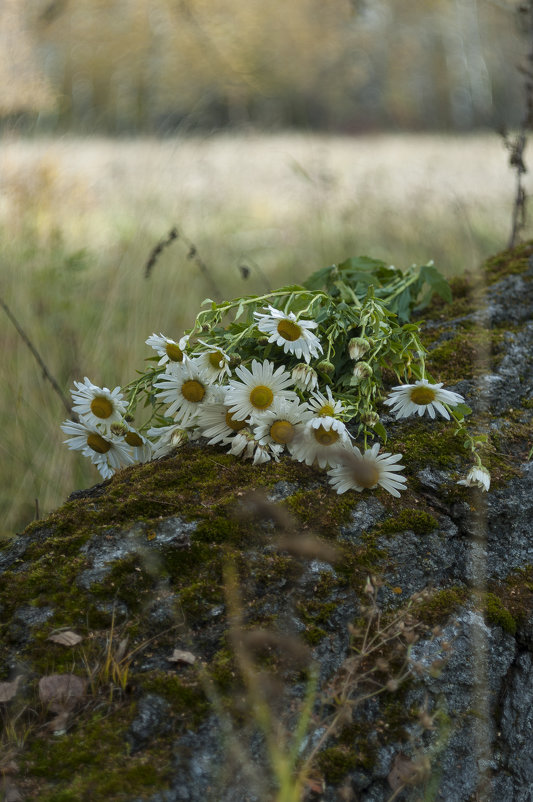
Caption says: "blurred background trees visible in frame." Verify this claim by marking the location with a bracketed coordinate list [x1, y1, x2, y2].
[0, 0, 527, 133]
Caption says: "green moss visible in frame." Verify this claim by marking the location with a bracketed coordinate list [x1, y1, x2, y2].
[416, 587, 469, 627]
[316, 746, 360, 784]
[138, 672, 209, 725]
[377, 509, 438, 537]
[22, 705, 171, 801]
[388, 420, 466, 476]
[483, 241, 533, 284]
[426, 326, 508, 382]
[282, 485, 359, 538]
[90, 554, 155, 613]
[481, 592, 517, 635]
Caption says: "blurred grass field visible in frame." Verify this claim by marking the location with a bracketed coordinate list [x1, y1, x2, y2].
[0, 131, 527, 536]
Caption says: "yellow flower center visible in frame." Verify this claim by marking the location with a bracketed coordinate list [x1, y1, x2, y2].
[181, 380, 206, 403]
[86, 432, 112, 454]
[313, 426, 339, 446]
[270, 420, 295, 445]
[249, 385, 274, 410]
[124, 431, 143, 447]
[166, 342, 184, 362]
[209, 350, 225, 369]
[90, 396, 114, 419]
[410, 386, 436, 406]
[355, 462, 380, 489]
[225, 411, 248, 432]
[318, 403, 335, 417]
[277, 319, 302, 342]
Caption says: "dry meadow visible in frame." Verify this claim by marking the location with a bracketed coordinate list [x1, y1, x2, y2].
[0, 132, 528, 534]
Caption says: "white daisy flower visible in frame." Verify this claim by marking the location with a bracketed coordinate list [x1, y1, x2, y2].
[328, 443, 407, 498]
[457, 465, 490, 492]
[290, 415, 351, 469]
[254, 305, 323, 363]
[252, 398, 312, 453]
[146, 333, 189, 366]
[70, 377, 127, 429]
[146, 422, 200, 458]
[153, 361, 215, 426]
[122, 428, 153, 463]
[224, 359, 297, 420]
[384, 379, 464, 420]
[191, 340, 231, 382]
[307, 385, 344, 419]
[196, 400, 249, 445]
[292, 363, 318, 393]
[229, 428, 283, 465]
[61, 419, 135, 479]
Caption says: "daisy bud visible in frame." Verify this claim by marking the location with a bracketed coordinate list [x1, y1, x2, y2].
[292, 363, 318, 392]
[386, 678, 399, 692]
[317, 360, 335, 377]
[348, 337, 369, 360]
[361, 410, 380, 427]
[229, 354, 242, 369]
[352, 362, 373, 382]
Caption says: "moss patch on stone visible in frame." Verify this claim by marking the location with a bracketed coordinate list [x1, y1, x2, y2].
[20, 704, 172, 802]
[415, 587, 469, 628]
[483, 241, 533, 284]
[377, 509, 438, 537]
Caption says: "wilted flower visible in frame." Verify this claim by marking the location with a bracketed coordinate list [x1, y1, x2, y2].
[292, 363, 318, 393]
[352, 362, 373, 382]
[348, 337, 369, 360]
[457, 465, 490, 492]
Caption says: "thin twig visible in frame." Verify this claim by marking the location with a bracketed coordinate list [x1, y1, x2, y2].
[504, 0, 533, 247]
[144, 226, 178, 278]
[0, 293, 72, 416]
[144, 225, 223, 301]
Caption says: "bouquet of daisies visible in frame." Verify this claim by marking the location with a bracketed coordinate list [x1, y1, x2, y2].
[61, 256, 491, 496]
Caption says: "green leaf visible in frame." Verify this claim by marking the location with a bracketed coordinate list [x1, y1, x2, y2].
[373, 420, 388, 442]
[454, 403, 472, 419]
[302, 265, 335, 291]
[420, 264, 452, 303]
[234, 301, 245, 321]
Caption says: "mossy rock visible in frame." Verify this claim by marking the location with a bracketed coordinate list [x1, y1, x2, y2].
[1, 242, 533, 800]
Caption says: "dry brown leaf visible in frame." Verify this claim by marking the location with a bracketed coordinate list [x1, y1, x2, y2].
[388, 753, 419, 791]
[113, 636, 129, 663]
[0, 676, 22, 704]
[168, 649, 196, 665]
[38, 673, 87, 713]
[47, 630, 83, 647]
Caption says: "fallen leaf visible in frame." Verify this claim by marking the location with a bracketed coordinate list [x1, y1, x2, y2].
[38, 674, 87, 713]
[168, 649, 196, 665]
[113, 636, 129, 663]
[0, 676, 22, 703]
[388, 753, 418, 791]
[47, 630, 83, 647]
